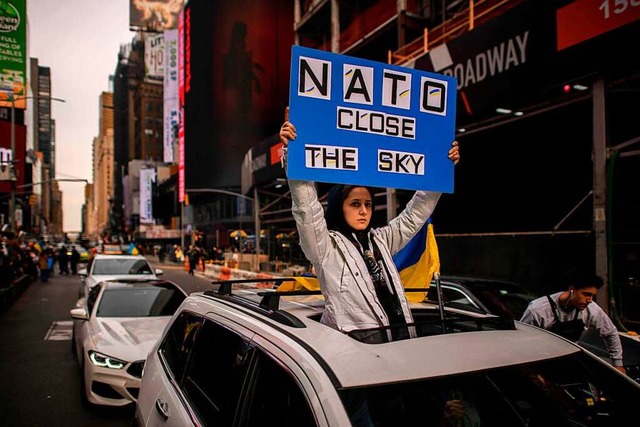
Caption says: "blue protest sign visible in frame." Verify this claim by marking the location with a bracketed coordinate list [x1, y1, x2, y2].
[287, 46, 457, 193]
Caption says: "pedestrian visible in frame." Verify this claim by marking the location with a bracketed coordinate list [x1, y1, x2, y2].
[187, 246, 199, 276]
[520, 271, 626, 374]
[58, 246, 70, 275]
[39, 250, 49, 282]
[70, 245, 80, 275]
[158, 245, 166, 263]
[279, 107, 460, 341]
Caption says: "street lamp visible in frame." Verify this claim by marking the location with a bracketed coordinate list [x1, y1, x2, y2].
[9, 95, 66, 232]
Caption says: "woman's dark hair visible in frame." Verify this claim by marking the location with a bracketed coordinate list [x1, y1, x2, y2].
[325, 185, 375, 235]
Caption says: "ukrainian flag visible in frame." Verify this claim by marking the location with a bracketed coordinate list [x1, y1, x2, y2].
[393, 218, 440, 302]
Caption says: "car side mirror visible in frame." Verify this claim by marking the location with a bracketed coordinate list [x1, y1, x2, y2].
[155, 268, 164, 276]
[78, 268, 88, 277]
[70, 307, 89, 320]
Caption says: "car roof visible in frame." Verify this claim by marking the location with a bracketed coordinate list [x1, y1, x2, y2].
[438, 275, 525, 287]
[186, 284, 582, 389]
[93, 254, 147, 260]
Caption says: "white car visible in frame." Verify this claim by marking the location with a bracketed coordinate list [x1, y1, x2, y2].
[135, 279, 640, 426]
[78, 254, 163, 298]
[71, 279, 187, 407]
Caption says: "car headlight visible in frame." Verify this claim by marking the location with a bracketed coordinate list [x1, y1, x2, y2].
[88, 350, 126, 369]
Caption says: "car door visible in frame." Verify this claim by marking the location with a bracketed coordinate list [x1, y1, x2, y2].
[138, 310, 203, 427]
[238, 334, 342, 427]
[141, 311, 256, 426]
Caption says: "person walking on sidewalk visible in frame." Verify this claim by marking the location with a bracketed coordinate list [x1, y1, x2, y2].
[38, 250, 49, 282]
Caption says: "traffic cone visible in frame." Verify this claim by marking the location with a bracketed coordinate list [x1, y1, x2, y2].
[184, 256, 190, 271]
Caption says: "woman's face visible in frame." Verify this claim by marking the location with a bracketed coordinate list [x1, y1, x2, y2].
[342, 187, 373, 231]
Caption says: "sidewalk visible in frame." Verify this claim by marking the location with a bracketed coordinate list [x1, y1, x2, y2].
[0, 273, 33, 313]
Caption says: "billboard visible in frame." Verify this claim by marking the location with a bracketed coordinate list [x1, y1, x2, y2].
[130, 0, 185, 31]
[139, 168, 156, 224]
[144, 33, 164, 79]
[0, 0, 26, 109]
[410, 0, 555, 122]
[287, 46, 457, 193]
[183, 0, 294, 190]
[0, 119, 25, 191]
[557, 0, 640, 51]
[163, 29, 179, 163]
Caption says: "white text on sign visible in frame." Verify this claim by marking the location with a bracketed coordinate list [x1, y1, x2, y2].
[378, 149, 425, 175]
[305, 144, 359, 171]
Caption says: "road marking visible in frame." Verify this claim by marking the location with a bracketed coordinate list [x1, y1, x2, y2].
[44, 320, 73, 341]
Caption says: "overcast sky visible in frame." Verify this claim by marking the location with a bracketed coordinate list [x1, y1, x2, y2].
[27, 0, 134, 232]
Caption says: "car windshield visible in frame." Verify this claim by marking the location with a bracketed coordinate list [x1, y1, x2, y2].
[466, 281, 537, 319]
[92, 258, 153, 275]
[339, 352, 639, 426]
[96, 285, 185, 317]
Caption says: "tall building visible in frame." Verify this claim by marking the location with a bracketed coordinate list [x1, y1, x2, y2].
[91, 92, 115, 235]
[113, 36, 144, 234]
[133, 80, 163, 161]
[82, 183, 96, 238]
[27, 58, 56, 234]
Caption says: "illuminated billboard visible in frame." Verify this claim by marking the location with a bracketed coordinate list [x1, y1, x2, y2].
[183, 0, 294, 190]
[130, 0, 185, 31]
[0, 0, 26, 109]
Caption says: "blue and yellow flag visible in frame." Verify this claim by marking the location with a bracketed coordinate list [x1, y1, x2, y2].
[393, 218, 440, 302]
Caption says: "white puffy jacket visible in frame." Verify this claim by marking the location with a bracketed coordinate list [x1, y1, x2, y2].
[289, 179, 441, 332]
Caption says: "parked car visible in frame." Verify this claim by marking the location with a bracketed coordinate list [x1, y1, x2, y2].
[425, 275, 538, 319]
[78, 254, 163, 298]
[427, 275, 640, 383]
[70, 279, 188, 407]
[135, 279, 640, 426]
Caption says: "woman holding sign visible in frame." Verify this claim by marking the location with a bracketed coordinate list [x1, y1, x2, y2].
[280, 107, 459, 342]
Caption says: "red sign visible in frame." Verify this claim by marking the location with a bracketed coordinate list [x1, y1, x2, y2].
[557, 0, 640, 51]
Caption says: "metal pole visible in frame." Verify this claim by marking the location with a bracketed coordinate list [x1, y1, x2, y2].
[180, 201, 184, 250]
[9, 99, 15, 232]
[254, 187, 260, 271]
[593, 78, 609, 315]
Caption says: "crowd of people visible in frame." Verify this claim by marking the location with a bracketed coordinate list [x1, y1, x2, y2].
[0, 232, 88, 288]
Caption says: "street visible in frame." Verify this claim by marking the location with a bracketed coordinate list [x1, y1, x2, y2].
[0, 257, 212, 426]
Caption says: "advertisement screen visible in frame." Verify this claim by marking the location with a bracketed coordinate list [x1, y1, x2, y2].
[184, 0, 294, 190]
[130, 0, 185, 31]
[0, 0, 26, 109]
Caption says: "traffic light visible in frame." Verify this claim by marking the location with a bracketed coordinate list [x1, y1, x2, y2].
[29, 194, 36, 205]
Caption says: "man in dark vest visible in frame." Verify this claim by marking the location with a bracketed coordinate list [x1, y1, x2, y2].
[520, 272, 625, 374]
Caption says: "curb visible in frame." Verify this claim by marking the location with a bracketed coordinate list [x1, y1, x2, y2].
[0, 274, 33, 313]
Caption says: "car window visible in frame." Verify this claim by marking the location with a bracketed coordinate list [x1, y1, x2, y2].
[338, 352, 640, 426]
[244, 351, 317, 427]
[92, 258, 153, 275]
[160, 311, 202, 382]
[428, 286, 480, 312]
[87, 283, 101, 315]
[96, 285, 185, 317]
[181, 320, 253, 425]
